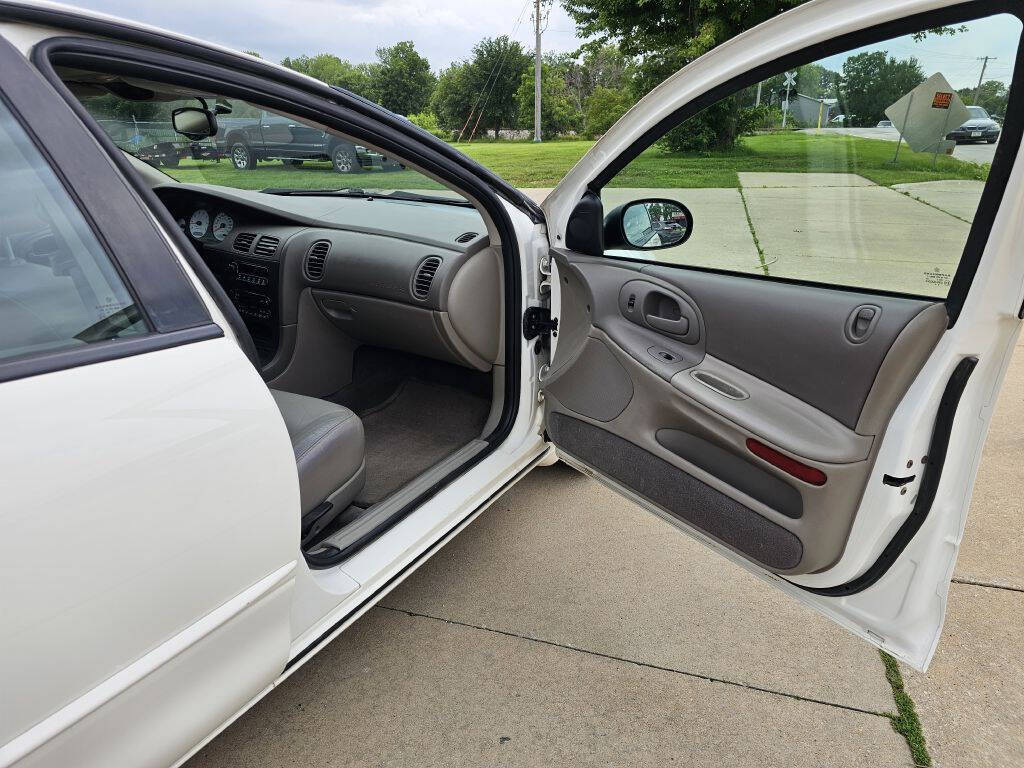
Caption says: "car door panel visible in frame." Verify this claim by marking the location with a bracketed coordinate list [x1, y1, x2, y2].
[538, 0, 1024, 669]
[544, 252, 947, 575]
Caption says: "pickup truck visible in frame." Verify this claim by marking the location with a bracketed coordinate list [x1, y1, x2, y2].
[218, 112, 402, 173]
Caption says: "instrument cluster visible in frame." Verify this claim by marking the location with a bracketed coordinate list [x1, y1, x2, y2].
[176, 209, 235, 243]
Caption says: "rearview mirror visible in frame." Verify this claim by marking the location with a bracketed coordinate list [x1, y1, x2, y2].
[604, 199, 693, 251]
[171, 107, 217, 140]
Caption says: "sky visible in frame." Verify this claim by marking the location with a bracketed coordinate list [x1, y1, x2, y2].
[817, 13, 1021, 91]
[71, 0, 587, 69]
[68, 0, 1020, 90]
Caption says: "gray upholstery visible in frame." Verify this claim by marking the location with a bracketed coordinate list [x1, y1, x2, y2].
[548, 412, 803, 570]
[271, 389, 365, 514]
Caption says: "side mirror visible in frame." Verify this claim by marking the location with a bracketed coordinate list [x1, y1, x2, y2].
[605, 198, 692, 251]
[171, 107, 217, 140]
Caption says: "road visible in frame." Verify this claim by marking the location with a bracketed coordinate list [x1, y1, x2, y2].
[801, 126, 998, 164]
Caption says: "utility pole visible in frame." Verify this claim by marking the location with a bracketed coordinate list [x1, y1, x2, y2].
[533, 0, 542, 142]
[973, 56, 996, 105]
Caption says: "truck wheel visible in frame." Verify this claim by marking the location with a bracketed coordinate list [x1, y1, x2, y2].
[331, 144, 361, 174]
[163, 155, 180, 168]
[282, 159, 304, 166]
[230, 141, 256, 170]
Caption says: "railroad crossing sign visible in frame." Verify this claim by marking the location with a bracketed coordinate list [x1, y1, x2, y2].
[781, 71, 797, 128]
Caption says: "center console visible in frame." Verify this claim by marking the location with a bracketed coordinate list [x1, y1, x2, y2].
[202, 247, 281, 364]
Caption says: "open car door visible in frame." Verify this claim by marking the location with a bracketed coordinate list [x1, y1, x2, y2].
[539, 0, 1024, 671]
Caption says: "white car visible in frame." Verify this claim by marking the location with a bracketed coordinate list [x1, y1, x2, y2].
[1, 1, 1023, 766]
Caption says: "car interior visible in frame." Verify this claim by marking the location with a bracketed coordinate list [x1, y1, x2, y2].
[56, 68, 507, 560]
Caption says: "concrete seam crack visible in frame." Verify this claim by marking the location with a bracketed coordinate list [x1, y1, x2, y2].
[737, 184, 771, 277]
[952, 577, 1024, 594]
[378, 604, 890, 719]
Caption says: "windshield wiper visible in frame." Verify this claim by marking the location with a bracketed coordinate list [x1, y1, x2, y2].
[261, 187, 368, 197]
[261, 187, 472, 207]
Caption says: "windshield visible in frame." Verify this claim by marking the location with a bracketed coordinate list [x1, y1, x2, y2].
[967, 106, 991, 119]
[67, 77, 466, 201]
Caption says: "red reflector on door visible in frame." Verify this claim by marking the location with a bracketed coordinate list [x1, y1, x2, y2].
[746, 438, 827, 486]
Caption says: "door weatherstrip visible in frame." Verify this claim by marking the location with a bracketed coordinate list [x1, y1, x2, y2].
[795, 356, 978, 597]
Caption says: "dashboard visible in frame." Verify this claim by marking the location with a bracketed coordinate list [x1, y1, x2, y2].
[153, 183, 499, 375]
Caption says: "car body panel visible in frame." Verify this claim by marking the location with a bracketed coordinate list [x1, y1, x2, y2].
[0, 338, 300, 768]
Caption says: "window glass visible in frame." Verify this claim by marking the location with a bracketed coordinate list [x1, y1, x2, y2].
[70, 84, 465, 201]
[602, 13, 1021, 298]
[0, 99, 145, 363]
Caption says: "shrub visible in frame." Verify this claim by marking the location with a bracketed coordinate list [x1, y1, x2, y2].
[406, 111, 449, 140]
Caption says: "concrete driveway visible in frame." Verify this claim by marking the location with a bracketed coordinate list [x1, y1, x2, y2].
[185, 339, 1024, 768]
[801, 126, 999, 164]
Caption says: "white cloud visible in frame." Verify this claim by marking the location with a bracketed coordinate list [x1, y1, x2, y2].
[71, 0, 586, 68]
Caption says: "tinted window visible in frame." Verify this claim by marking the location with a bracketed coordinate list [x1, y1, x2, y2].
[0, 99, 145, 362]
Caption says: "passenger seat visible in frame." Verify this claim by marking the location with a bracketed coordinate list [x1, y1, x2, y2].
[270, 389, 366, 543]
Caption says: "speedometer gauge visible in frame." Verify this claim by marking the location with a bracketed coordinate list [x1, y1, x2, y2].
[212, 212, 234, 242]
[189, 209, 210, 239]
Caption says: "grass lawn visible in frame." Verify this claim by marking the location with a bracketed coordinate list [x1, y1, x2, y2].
[160, 132, 989, 191]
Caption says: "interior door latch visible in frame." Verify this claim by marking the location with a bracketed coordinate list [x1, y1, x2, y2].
[523, 306, 559, 342]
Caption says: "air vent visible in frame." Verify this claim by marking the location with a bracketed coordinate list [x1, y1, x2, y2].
[253, 235, 280, 257]
[411, 256, 442, 300]
[233, 232, 256, 253]
[455, 231, 478, 244]
[304, 240, 330, 281]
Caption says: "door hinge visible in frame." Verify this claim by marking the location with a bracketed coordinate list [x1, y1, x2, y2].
[523, 306, 559, 341]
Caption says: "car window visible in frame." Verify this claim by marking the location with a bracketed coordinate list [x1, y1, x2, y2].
[600, 13, 1020, 298]
[0, 98, 145, 363]
[967, 106, 990, 119]
[66, 81, 465, 201]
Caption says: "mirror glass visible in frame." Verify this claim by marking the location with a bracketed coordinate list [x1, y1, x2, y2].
[622, 200, 690, 248]
[172, 108, 215, 140]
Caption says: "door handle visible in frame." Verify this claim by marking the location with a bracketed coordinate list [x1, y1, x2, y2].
[645, 314, 689, 335]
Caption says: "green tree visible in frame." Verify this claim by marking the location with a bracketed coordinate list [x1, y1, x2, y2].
[564, 0, 804, 149]
[839, 51, 924, 126]
[958, 80, 1009, 117]
[430, 36, 530, 139]
[367, 41, 436, 116]
[551, 45, 634, 117]
[280, 54, 373, 97]
[583, 86, 633, 137]
[563, 0, 805, 59]
[516, 61, 582, 137]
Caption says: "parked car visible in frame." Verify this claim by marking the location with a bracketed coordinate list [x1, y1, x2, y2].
[947, 105, 1001, 144]
[217, 112, 403, 172]
[876, 119, 894, 127]
[1, 2, 1022, 767]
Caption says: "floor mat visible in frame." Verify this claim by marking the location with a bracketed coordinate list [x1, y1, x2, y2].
[357, 379, 490, 505]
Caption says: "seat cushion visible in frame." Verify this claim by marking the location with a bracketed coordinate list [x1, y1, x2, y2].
[271, 389, 365, 514]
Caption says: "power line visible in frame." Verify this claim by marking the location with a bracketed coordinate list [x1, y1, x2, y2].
[457, 0, 531, 141]
[468, 4, 533, 141]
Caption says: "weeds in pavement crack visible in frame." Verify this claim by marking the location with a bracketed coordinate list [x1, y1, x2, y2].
[737, 185, 770, 276]
[880, 650, 932, 767]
